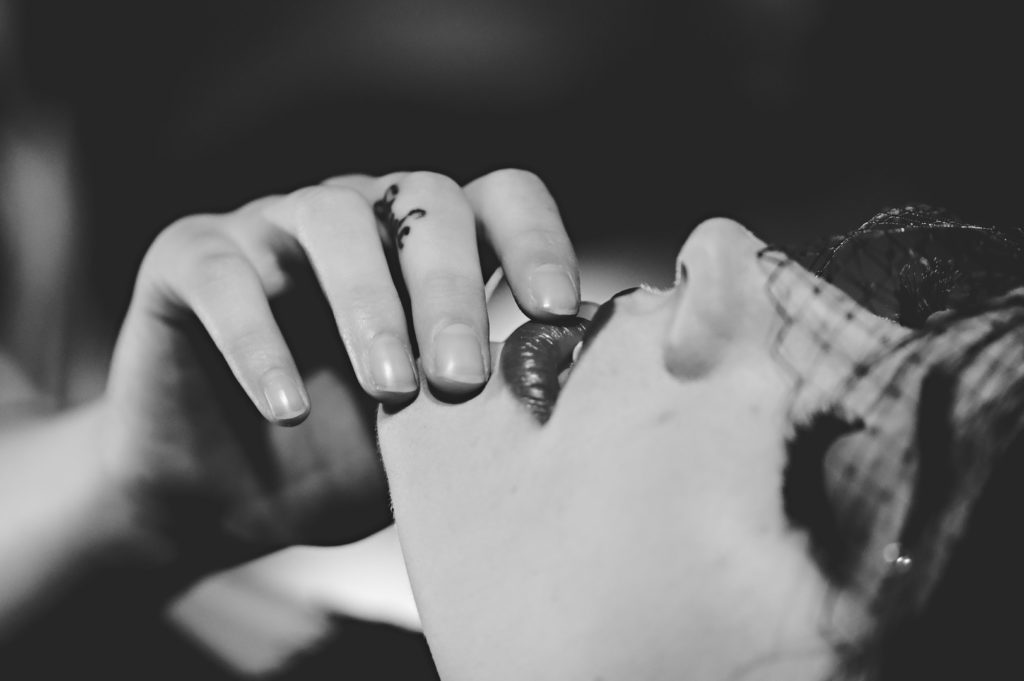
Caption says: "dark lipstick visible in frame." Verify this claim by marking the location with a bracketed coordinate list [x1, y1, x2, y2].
[499, 317, 589, 424]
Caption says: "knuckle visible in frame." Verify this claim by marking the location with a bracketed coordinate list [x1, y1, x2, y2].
[517, 225, 569, 251]
[345, 280, 396, 306]
[222, 328, 276, 367]
[188, 249, 252, 293]
[417, 270, 482, 305]
[344, 283, 402, 322]
[289, 185, 365, 228]
[236, 194, 284, 215]
[403, 171, 460, 196]
[153, 214, 218, 253]
[481, 167, 544, 192]
[142, 215, 229, 282]
[377, 171, 408, 187]
[321, 172, 373, 187]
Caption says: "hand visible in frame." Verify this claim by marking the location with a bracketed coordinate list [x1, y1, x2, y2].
[100, 169, 579, 571]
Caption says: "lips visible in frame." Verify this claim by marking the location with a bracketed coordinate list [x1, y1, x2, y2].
[499, 316, 590, 424]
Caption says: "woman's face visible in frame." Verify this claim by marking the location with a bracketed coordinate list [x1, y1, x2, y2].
[377, 218, 918, 680]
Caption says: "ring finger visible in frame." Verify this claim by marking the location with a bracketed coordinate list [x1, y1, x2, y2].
[333, 171, 490, 394]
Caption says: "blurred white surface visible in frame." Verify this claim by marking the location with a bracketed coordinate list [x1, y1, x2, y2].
[246, 525, 420, 630]
[170, 526, 418, 676]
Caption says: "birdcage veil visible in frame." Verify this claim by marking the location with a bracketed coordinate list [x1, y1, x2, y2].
[793, 205, 1024, 327]
[757, 206, 1024, 680]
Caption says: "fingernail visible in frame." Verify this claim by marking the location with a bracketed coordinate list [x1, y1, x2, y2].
[369, 334, 418, 393]
[577, 301, 601, 320]
[434, 323, 487, 384]
[261, 368, 309, 422]
[530, 264, 579, 316]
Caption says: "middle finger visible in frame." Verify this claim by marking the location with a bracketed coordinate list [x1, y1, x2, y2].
[369, 171, 490, 394]
[261, 185, 420, 401]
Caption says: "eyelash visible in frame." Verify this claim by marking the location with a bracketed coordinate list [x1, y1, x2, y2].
[895, 259, 965, 328]
[783, 409, 865, 586]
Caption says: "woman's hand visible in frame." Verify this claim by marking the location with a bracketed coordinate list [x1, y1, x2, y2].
[101, 169, 579, 572]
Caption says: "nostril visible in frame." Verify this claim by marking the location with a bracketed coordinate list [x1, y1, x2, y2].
[674, 260, 689, 286]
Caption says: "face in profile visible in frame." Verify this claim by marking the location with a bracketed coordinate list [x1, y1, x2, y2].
[377, 217, 1010, 680]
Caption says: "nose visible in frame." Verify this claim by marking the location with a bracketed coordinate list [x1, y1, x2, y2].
[664, 218, 767, 379]
[677, 218, 765, 270]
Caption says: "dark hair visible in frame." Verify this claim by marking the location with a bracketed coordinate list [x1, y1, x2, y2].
[774, 207, 1024, 680]
[868, 307, 1024, 680]
[873, 427, 1024, 680]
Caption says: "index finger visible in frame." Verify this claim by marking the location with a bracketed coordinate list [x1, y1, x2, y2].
[463, 169, 580, 320]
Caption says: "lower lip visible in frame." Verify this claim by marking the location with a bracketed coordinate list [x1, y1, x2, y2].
[500, 317, 590, 424]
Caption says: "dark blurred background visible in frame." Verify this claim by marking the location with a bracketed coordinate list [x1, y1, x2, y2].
[2, 0, 1022, 677]
[7, 0, 1022, 328]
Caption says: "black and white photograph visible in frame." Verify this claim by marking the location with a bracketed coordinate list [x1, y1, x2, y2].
[2, 1, 1022, 679]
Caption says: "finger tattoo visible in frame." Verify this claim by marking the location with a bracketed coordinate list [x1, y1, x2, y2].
[373, 184, 426, 250]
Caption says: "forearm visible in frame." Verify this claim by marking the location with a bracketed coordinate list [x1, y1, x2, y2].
[0, 402, 190, 640]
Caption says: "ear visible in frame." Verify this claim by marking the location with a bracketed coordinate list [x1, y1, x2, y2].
[664, 218, 763, 379]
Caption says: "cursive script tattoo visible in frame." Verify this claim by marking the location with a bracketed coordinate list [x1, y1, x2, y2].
[373, 184, 426, 250]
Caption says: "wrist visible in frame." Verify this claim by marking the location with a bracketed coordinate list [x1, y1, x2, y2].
[94, 396, 263, 589]
[91, 399, 218, 595]
[66, 401, 179, 575]
[0, 401, 201, 638]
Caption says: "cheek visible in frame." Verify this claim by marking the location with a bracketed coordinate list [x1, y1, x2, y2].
[528, 369, 840, 669]
[379, 308, 847, 678]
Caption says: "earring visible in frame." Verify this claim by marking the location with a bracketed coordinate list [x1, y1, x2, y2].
[882, 542, 914, 574]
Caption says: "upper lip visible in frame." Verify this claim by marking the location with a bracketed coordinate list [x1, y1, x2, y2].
[577, 293, 627, 358]
[497, 289, 633, 424]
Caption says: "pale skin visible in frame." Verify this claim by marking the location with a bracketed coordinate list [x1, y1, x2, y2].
[378, 219, 913, 681]
[0, 168, 580, 639]
[1, 184, 925, 679]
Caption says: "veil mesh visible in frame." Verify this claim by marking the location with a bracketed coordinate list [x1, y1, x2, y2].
[759, 206, 1024, 678]
[792, 205, 1024, 327]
